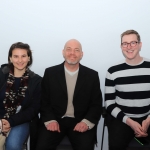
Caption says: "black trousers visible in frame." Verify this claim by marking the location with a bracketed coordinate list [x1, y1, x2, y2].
[107, 115, 150, 150]
[36, 117, 96, 150]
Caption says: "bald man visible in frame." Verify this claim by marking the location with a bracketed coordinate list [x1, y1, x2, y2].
[36, 39, 102, 150]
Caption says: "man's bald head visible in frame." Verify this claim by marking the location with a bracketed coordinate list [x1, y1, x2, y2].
[64, 39, 82, 51]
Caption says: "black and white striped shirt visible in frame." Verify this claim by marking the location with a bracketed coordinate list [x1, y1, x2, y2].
[105, 58, 150, 123]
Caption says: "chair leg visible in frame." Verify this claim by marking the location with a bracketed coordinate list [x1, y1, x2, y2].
[22, 142, 28, 150]
[101, 118, 105, 150]
[22, 137, 28, 150]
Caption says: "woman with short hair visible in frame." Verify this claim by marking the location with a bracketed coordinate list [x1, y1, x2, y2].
[0, 42, 41, 150]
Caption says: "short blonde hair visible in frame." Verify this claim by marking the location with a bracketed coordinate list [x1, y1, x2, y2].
[121, 30, 141, 43]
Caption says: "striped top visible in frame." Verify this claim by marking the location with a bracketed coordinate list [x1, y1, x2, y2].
[105, 58, 150, 123]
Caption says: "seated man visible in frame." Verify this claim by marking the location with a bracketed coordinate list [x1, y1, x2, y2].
[105, 29, 150, 150]
[36, 39, 102, 150]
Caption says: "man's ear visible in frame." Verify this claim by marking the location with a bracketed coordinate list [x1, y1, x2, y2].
[81, 51, 83, 58]
[139, 42, 142, 48]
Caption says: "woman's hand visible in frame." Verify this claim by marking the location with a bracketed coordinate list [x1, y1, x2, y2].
[2, 119, 11, 133]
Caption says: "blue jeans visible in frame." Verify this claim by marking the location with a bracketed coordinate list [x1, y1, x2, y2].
[5, 123, 29, 150]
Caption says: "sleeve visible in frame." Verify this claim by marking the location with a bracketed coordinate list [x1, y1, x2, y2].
[40, 69, 56, 123]
[84, 72, 102, 124]
[105, 71, 128, 123]
[82, 119, 95, 129]
[44, 120, 57, 127]
[8, 76, 42, 127]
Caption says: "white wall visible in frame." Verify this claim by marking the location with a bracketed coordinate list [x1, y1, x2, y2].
[1, 1, 150, 149]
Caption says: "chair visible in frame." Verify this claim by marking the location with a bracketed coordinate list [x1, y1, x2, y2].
[101, 107, 150, 150]
[56, 136, 73, 150]
[101, 107, 107, 150]
[22, 135, 29, 150]
[22, 141, 28, 150]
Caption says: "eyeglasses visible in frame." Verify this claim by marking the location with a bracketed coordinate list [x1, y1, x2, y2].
[121, 41, 139, 48]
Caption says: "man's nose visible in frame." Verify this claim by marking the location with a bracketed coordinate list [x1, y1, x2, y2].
[70, 50, 75, 54]
[127, 43, 131, 49]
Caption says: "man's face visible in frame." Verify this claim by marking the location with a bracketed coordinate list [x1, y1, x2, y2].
[121, 34, 142, 61]
[63, 40, 83, 65]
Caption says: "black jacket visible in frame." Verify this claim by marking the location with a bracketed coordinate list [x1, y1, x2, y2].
[40, 62, 102, 125]
[0, 64, 42, 149]
[0, 64, 42, 127]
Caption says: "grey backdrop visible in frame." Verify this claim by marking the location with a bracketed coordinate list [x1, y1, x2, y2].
[1, 1, 150, 149]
